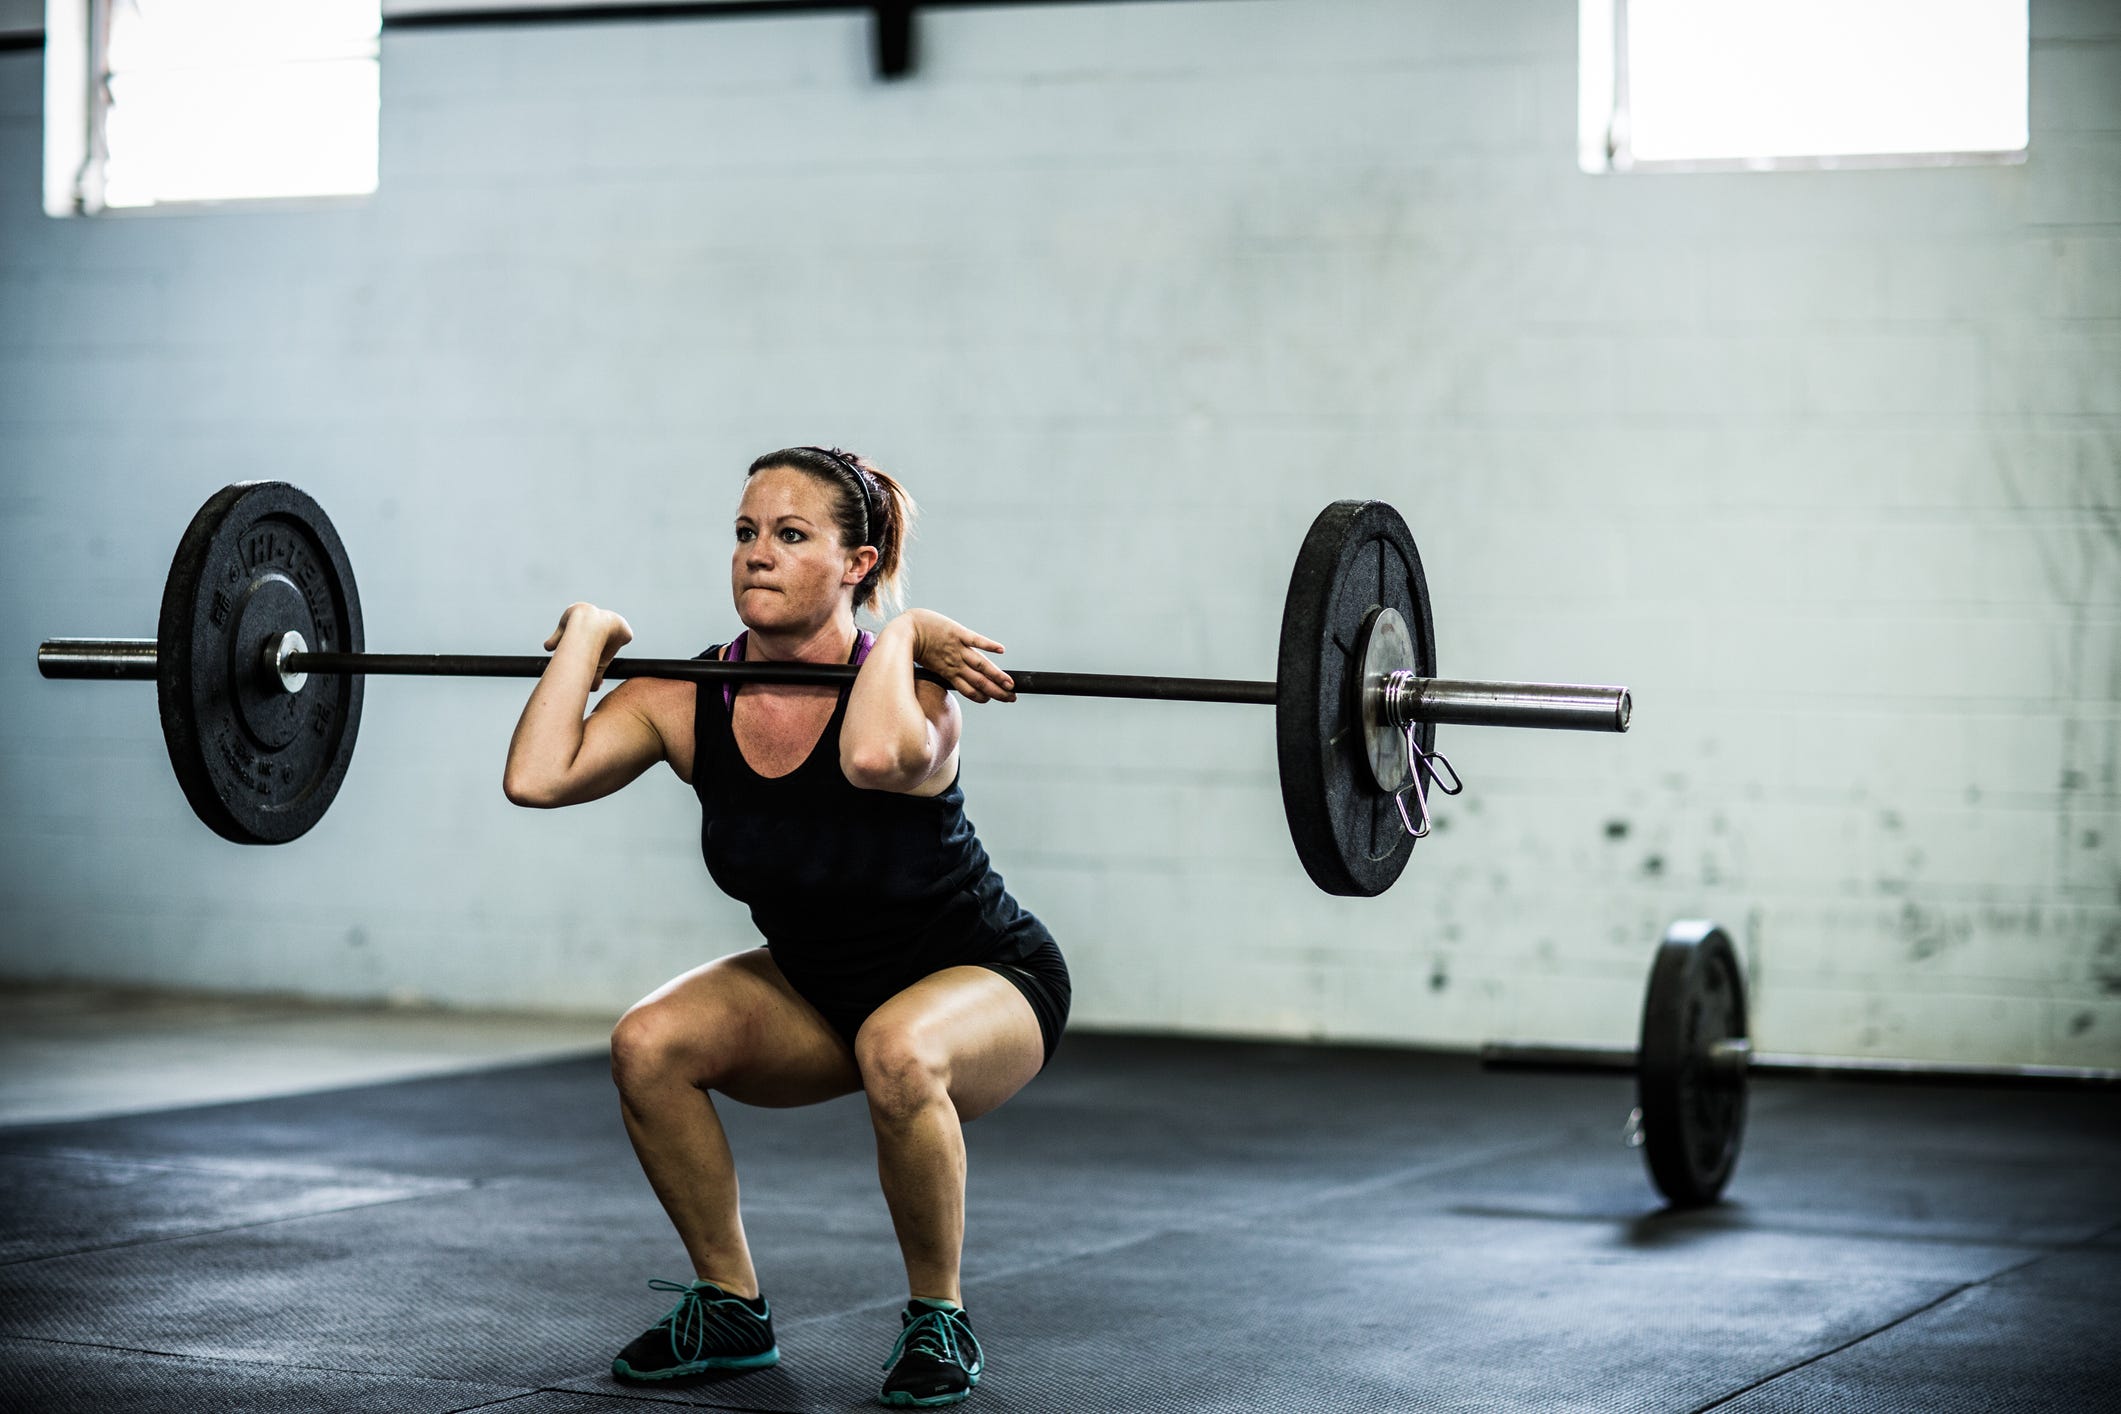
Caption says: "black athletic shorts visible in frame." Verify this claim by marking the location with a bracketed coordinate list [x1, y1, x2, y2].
[789, 937, 1071, 1072]
[979, 936, 1071, 1070]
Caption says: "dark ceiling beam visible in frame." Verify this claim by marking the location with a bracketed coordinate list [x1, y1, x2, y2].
[394, 1, 924, 80]
[386, 1, 922, 79]
[383, 0, 1218, 82]
[4, 0, 1220, 79]
[873, 2, 914, 79]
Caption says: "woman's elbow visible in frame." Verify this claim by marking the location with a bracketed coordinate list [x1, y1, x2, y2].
[843, 744, 926, 792]
[503, 769, 561, 808]
[841, 752, 899, 791]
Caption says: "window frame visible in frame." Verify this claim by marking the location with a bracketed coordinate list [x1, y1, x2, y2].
[42, 0, 380, 218]
[1579, 0, 2031, 176]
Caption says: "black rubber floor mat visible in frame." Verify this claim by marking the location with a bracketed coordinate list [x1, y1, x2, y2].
[0, 1037, 2112, 1412]
[550, 1226, 1957, 1413]
[1711, 1246, 2121, 1413]
[0, 1148, 470, 1265]
[0, 1335, 519, 1414]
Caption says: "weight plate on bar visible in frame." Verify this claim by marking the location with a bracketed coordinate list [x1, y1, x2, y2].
[1275, 500, 1437, 897]
[156, 482, 365, 844]
[1637, 920, 1749, 1207]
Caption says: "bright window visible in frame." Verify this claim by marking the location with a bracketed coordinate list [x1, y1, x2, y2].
[1580, 0, 2029, 173]
[45, 0, 380, 215]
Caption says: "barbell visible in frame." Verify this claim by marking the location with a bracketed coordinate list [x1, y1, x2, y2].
[38, 481, 1632, 895]
[1482, 920, 2121, 1207]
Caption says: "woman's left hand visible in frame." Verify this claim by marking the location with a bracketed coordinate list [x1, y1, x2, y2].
[898, 609, 1016, 704]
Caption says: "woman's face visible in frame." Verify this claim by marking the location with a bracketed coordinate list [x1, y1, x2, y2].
[731, 466, 869, 633]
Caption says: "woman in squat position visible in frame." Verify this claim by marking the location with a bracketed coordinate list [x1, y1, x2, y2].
[503, 447, 1068, 1408]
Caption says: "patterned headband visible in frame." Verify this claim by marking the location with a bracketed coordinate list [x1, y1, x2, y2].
[801, 445, 881, 548]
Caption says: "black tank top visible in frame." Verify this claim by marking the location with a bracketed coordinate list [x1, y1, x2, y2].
[692, 633, 1051, 1011]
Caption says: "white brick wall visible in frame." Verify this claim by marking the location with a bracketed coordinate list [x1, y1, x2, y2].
[1, 0, 2115, 1067]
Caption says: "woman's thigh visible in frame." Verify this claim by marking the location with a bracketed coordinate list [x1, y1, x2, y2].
[619, 947, 863, 1109]
[855, 965, 1045, 1124]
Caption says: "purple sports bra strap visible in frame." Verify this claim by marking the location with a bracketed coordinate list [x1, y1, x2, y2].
[721, 628, 875, 713]
[720, 631, 746, 714]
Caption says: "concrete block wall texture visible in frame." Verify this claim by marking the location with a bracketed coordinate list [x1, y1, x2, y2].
[0, 0, 2115, 1066]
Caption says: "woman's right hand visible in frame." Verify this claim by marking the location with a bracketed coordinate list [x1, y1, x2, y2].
[506, 602, 665, 808]
[545, 602, 634, 690]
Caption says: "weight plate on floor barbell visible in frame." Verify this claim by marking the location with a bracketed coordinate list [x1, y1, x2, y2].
[156, 482, 365, 844]
[1637, 920, 1749, 1207]
[1356, 605, 1415, 792]
[1276, 500, 1437, 897]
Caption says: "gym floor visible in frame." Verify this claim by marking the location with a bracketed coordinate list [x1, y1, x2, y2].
[1, 989, 2114, 1413]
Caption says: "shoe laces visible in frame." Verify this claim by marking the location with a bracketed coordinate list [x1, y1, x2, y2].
[882, 1304, 982, 1374]
[647, 1278, 762, 1363]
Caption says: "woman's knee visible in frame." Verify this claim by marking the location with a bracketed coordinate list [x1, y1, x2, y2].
[610, 1000, 731, 1095]
[855, 1021, 949, 1120]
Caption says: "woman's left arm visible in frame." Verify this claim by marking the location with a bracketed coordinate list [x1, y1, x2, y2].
[843, 610, 1015, 794]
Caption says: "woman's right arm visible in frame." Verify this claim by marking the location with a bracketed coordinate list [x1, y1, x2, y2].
[502, 602, 669, 808]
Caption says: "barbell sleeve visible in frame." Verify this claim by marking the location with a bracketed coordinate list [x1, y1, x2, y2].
[36, 636, 1629, 732]
[1388, 678, 1631, 734]
[37, 639, 158, 680]
[1478, 1041, 2121, 1089]
[1739, 1051, 2121, 1088]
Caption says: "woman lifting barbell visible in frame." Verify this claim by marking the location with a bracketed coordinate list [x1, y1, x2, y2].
[502, 445, 1068, 1407]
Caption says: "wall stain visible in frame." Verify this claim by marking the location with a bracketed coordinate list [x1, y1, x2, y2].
[1604, 819, 1631, 840]
[1978, 904, 2043, 936]
[1641, 854, 1665, 878]
[1899, 900, 1970, 963]
[2094, 924, 2121, 996]
[2068, 1010, 2095, 1036]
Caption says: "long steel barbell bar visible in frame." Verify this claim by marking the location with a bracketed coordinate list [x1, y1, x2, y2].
[38, 638, 1633, 732]
[1479, 1040, 2121, 1089]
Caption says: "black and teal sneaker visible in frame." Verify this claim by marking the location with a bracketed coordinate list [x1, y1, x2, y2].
[878, 1297, 982, 1407]
[611, 1277, 779, 1382]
